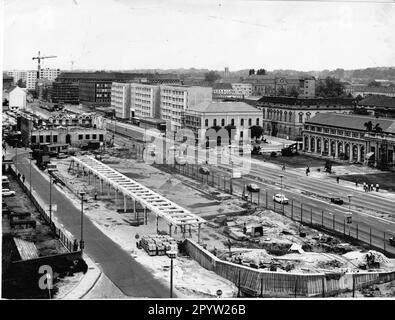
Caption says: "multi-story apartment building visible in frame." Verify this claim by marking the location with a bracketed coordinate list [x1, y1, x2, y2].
[50, 80, 79, 104]
[160, 85, 212, 131]
[40, 68, 61, 82]
[6, 70, 27, 84]
[26, 71, 37, 90]
[303, 113, 395, 171]
[232, 83, 253, 97]
[130, 83, 160, 119]
[242, 75, 316, 98]
[256, 96, 356, 140]
[111, 82, 131, 119]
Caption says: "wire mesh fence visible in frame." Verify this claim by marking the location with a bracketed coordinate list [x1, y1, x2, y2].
[171, 162, 395, 257]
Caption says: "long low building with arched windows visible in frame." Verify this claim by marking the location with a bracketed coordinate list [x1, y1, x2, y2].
[302, 113, 395, 171]
[252, 96, 356, 141]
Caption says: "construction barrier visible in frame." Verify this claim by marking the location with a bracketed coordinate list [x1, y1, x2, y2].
[184, 239, 395, 297]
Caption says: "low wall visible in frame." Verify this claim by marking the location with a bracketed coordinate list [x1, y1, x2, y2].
[184, 239, 395, 297]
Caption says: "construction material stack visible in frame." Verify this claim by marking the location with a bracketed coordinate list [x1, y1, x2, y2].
[140, 235, 178, 256]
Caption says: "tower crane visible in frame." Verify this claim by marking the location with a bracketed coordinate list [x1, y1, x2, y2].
[32, 51, 57, 79]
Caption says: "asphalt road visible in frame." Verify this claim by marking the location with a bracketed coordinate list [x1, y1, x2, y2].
[13, 150, 170, 298]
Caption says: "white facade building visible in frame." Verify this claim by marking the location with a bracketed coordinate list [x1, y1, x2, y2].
[26, 71, 37, 90]
[184, 101, 262, 141]
[6, 70, 27, 84]
[111, 82, 131, 119]
[160, 85, 212, 131]
[40, 68, 61, 82]
[130, 83, 161, 119]
[231, 83, 253, 97]
[8, 86, 27, 111]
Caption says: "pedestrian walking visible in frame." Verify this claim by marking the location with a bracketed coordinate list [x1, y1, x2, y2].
[376, 183, 379, 192]
[364, 184, 368, 192]
[282, 164, 286, 171]
[94, 191, 98, 200]
[370, 184, 374, 192]
[336, 177, 340, 184]
[355, 180, 358, 187]
[22, 175, 25, 183]
[73, 239, 79, 251]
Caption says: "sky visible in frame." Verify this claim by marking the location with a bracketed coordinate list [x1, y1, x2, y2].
[2, 0, 395, 72]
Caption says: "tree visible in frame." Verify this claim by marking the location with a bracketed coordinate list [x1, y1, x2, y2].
[248, 69, 255, 76]
[204, 71, 221, 83]
[364, 120, 373, 132]
[224, 124, 236, 143]
[256, 68, 266, 75]
[316, 77, 345, 97]
[373, 123, 383, 133]
[290, 86, 299, 98]
[277, 87, 286, 96]
[368, 80, 381, 87]
[17, 79, 26, 88]
[250, 125, 264, 142]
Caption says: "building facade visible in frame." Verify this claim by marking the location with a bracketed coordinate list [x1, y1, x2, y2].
[8, 86, 27, 111]
[50, 80, 79, 104]
[350, 85, 395, 98]
[30, 127, 106, 147]
[111, 82, 131, 119]
[6, 70, 27, 84]
[160, 85, 212, 131]
[256, 96, 356, 140]
[130, 83, 160, 119]
[242, 75, 316, 98]
[232, 83, 253, 97]
[356, 95, 395, 118]
[26, 71, 37, 90]
[184, 101, 262, 143]
[303, 113, 395, 170]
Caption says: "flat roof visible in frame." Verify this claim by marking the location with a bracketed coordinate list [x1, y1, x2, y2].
[72, 156, 206, 227]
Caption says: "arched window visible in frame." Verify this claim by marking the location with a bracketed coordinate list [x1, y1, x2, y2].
[279, 111, 283, 121]
[205, 119, 209, 127]
[256, 118, 259, 125]
[299, 113, 303, 123]
[240, 118, 244, 126]
[221, 119, 225, 126]
[289, 112, 292, 122]
[306, 112, 311, 120]
[213, 119, 217, 126]
[248, 118, 252, 126]
[284, 111, 287, 122]
[231, 118, 235, 126]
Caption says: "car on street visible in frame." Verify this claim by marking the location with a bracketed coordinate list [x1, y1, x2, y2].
[330, 197, 344, 205]
[2, 189, 16, 197]
[57, 153, 68, 159]
[273, 193, 289, 204]
[389, 236, 395, 247]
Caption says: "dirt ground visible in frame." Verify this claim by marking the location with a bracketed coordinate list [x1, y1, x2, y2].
[51, 150, 395, 297]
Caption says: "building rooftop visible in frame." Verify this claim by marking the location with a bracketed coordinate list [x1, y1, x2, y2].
[257, 96, 356, 106]
[188, 101, 260, 114]
[213, 83, 233, 90]
[358, 95, 395, 109]
[306, 112, 395, 133]
[353, 85, 395, 94]
[57, 72, 180, 82]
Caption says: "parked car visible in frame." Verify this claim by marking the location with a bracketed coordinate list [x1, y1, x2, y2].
[330, 197, 344, 205]
[273, 193, 289, 204]
[2, 189, 16, 197]
[389, 236, 395, 247]
[246, 183, 260, 193]
[57, 153, 68, 159]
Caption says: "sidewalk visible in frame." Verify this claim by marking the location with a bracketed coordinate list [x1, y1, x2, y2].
[57, 253, 102, 299]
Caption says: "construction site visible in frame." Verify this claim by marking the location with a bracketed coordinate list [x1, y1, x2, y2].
[47, 144, 395, 298]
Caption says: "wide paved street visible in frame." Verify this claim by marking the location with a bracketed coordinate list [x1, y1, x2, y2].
[13, 149, 170, 298]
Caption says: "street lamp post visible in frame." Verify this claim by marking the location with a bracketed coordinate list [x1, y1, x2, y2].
[230, 160, 234, 194]
[80, 191, 86, 252]
[167, 250, 177, 298]
[29, 152, 33, 199]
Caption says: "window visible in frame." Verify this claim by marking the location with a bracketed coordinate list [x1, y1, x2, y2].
[39, 136, 44, 143]
[205, 119, 209, 127]
[78, 134, 83, 140]
[93, 134, 97, 140]
[289, 112, 292, 122]
[248, 118, 252, 126]
[85, 134, 90, 139]
[53, 135, 58, 143]
[32, 136, 37, 143]
[299, 113, 303, 123]
[240, 118, 244, 126]
[45, 135, 50, 143]
[256, 118, 259, 126]
[221, 119, 225, 126]
[213, 119, 217, 126]
[231, 119, 235, 126]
